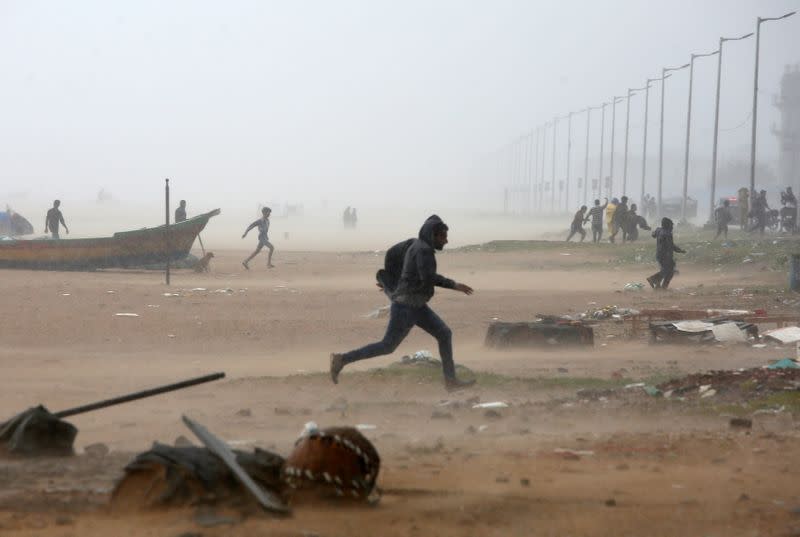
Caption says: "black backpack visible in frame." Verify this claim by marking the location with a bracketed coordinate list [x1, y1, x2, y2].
[376, 238, 414, 297]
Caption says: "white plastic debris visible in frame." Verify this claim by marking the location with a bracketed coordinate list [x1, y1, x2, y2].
[114, 313, 139, 317]
[764, 326, 800, 345]
[300, 421, 319, 438]
[472, 402, 509, 409]
[213, 288, 234, 294]
[673, 320, 715, 333]
[356, 424, 377, 431]
[701, 389, 717, 398]
[163, 292, 180, 297]
[698, 384, 713, 394]
[554, 448, 595, 456]
[711, 322, 747, 343]
[624, 383, 646, 389]
[191, 287, 207, 292]
[477, 424, 489, 432]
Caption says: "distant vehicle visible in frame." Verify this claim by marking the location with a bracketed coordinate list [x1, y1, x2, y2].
[660, 197, 698, 219]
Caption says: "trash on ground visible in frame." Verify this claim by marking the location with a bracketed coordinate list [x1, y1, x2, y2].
[764, 326, 800, 345]
[365, 305, 391, 319]
[766, 358, 800, 370]
[623, 282, 644, 292]
[472, 402, 509, 409]
[114, 313, 140, 317]
[485, 318, 594, 348]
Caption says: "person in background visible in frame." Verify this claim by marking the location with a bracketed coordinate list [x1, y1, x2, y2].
[45, 200, 69, 239]
[565, 205, 588, 242]
[714, 199, 732, 240]
[624, 203, 651, 242]
[606, 198, 618, 241]
[175, 200, 187, 223]
[585, 198, 608, 243]
[737, 187, 750, 231]
[242, 207, 275, 269]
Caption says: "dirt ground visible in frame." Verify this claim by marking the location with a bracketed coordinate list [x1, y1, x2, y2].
[1, 243, 799, 536]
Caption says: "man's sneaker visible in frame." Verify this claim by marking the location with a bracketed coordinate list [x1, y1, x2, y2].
[445, 377, 476, 392]
[330, 353, 344, 384]
[242, 261, 249, 270]
[646, 276, 658, 289]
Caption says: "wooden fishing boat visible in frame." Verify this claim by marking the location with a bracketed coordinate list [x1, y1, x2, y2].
[0, 209, 220, 270]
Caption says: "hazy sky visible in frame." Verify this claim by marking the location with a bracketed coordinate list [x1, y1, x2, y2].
[1, 0, 798, 211]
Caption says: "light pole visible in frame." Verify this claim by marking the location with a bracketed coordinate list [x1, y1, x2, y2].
[551, 116, 559, 213]
[657, 63, 690, 218]
[681, 49, 719, 222]
[597, 102, 608, 201]
[583, 106, 599, 205]
[608, 96, 624, 197]
[749, 11, 796, 198]
[623, 87, 646, 196]
[565, 112, 574, 211]
[710, 33, 753, 221]
[641, 76, 667, 207]
[531, 127, 539, 213]
[540, 122, 549, 211]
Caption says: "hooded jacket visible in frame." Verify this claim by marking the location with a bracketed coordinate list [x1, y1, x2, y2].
[652, 226, 682, 263]
[392, 215, 456, 307]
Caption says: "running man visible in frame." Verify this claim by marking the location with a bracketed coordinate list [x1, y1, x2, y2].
[242, 207, 275, 269]
[329, 215, 476, 392]
[714, 200, 732, 240]
[647, 217, 685, 290]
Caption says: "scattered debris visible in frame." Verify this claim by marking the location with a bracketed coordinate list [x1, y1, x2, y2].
[114, 313, 140, 317]
[767, 358, 800, 369]
[764, 326, 800, 345]
[472, 402, 509, 409]
[236, 409, 252, 417]
[623, 283, 644, 292]
[365, 305, 391, 319]
[356, 424, 377, 431]
[729, 418, 753, 430]
[84, 442, 110, 458]
[485, 319, 594, 348]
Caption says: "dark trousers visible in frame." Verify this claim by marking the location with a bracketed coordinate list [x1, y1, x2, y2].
[342, 302, 456, 380]
[649, 258, 676, 289]
[566, 224, 586, 242]
[592, 224, 602, 243]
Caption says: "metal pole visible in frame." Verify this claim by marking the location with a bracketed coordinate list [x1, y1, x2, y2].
[657, 72, 667, 218]
[683, 50, 719, 222]
[55, 372, 226, 419]
[710, 40, 724, 222]
[598, 102, 607, 201]
[624, 87, 646, 198]
[530, 129, 538, 214]
[682, 57, 696, 222]
[750, 12, 797, 200]
[641, 82, 652, 206]
[565, 113, 572, 211]
[551, 117, 558, 213]
[657, 64, 689, 218]
[583, 108, 592, 206]
[165, 178, 170, 286]
[609, 97, 622, 197]
[540, 123, 548, 211]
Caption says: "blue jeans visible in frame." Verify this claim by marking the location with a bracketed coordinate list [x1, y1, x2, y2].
[342, 302, 456, 380]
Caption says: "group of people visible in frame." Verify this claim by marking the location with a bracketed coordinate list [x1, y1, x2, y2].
[566, 196, 651, 244]
[343, 207, 358, 228]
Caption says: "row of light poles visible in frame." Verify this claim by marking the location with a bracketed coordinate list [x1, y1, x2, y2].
[498, 10, 795, 221]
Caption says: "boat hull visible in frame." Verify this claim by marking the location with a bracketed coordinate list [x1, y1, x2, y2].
[0, 209, 220, 270]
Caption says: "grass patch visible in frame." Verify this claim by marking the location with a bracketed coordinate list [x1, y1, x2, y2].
[712, 391, 800, 417]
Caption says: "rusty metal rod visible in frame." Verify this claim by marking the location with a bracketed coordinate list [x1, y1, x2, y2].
[54, 372, 225, 419]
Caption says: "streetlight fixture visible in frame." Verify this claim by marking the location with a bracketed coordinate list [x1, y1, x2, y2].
[608, 96, 625, 198]
[749, 11, 796, 198]
[710, 32, 753, 221]
[681, 49, 719, 222]
[623, 86, 647, 196]
[657, 62, 690, 218]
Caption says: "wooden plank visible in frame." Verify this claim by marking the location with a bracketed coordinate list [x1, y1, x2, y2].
[182, 415, 289, 514]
